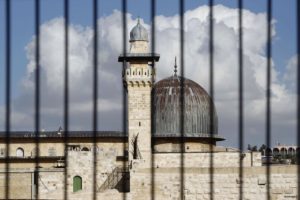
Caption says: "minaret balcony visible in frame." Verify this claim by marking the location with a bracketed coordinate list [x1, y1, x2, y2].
[124, 67, 154, 85]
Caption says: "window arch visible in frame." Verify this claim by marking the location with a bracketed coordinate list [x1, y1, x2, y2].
[280, 148, 287, 155]
[81, 147, 89, 151]
[16, 147, 24, 157]
[288, 147, 295, 156]
[273, 148, 279, 156]
[73, 176, 82, 192]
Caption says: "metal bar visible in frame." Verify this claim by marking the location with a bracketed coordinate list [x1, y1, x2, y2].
[266, 0, 272, 199]
[34, 0, 41, 199]
[63, 0, 69, 199]
[238, 0, 244, 199]
[209, 1, 214, 200]
[179, 0, 185, 199]
[150, 0, 156, 199]
[92, 0, 98, 199]
[297, 0, 300, 198]
[4, 0, 11, 199]
[121, 0, 127, 198]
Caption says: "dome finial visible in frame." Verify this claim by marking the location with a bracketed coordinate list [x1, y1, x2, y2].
[174, 57, 178, 77]
[137, 16, 140, 24]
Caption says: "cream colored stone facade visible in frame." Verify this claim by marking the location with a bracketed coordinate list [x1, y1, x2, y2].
[131, 165, 298, 200]
[125, 37, 153, 167]
[0, 150, 297, 199]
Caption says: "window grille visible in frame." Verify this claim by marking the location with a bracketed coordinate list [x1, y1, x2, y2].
[1, 0, 300, 199]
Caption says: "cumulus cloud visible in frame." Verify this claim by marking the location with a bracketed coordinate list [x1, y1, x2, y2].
[284, 55, 297, 91]
[3, 5, 297, 147]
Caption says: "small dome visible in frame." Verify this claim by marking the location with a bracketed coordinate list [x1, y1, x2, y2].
[130, 18, 148, 42]
[153, 76, 219, 138]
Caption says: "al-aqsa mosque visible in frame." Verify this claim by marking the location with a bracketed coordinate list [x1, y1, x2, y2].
[0, 19, 297, 200]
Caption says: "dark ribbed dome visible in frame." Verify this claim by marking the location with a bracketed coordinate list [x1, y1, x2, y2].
[153, 76, 219, 138]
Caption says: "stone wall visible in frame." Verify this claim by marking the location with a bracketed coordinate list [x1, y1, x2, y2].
[0, 138, 125, 158]
[0, 150, 297, 200]
[127, 85, 152, 164]
[131, 165, 298, 200]
[0, 170, 32, 199]
[0, 139, 126, 168]
[153, 151, 261, 168]
[0, 168, 64, 199]
[38, 169, 65, 199]
[0, 149, 123, 199]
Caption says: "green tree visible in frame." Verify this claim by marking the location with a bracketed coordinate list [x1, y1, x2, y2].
[251, 146, 258, 152]
[247, 144, 252, 151]
[259, 144, 266, 152]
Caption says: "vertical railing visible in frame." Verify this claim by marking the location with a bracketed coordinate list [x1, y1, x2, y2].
[34, 0, 41, 198]
[1, 0, 299, 199]
[4, 0, 11, 199]
[150, 0, 156, 198]
[209, 1, 215, 200]
[63, 0, 69, 199]
[92, 0, 99, 199]
[266, 1, 272, 199]
[297, 0, 300, 199]
[121, 0, 128, 199]
[179, 0, 185, 199]
[238, 1, 244, 199]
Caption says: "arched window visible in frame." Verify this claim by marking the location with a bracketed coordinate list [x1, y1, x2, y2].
[273, 148, 279, 155]
[280, 148, 287, 155]
[81, 147, 89, 151]
[73, 176, 82, 192]
[16, 148, 24, 157]
[288, 147, 295, 156]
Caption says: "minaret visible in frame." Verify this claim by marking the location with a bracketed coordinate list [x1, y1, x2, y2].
[118, 19, 159, 167]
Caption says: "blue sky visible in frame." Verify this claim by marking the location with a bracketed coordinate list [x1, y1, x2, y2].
[0, 0, 298, 147]
[0, 0, 296, 101]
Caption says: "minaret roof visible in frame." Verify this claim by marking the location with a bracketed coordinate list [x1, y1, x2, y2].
[130, 18, 148, 42]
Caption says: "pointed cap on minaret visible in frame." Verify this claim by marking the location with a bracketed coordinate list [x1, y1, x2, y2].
[130, 17, 148, 42]
[137, 16, 141, 24]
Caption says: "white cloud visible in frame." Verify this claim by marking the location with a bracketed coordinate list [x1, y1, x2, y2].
[4, 5, 297, 147]
[284, 55, 297, 91]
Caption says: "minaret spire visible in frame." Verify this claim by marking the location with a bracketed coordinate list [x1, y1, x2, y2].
[137, 16, 140, 24]
[174, 56, 178, 77]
